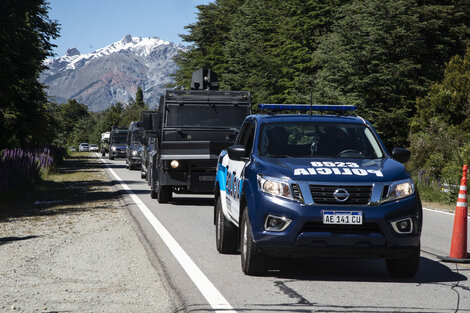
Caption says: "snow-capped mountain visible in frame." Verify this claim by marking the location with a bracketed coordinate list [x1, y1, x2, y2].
[40, 35, 183, 111]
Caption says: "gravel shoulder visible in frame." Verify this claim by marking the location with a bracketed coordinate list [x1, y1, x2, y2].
[0, 153, 178, 312]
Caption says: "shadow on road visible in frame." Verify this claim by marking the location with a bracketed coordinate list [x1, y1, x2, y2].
[0, 235, 39, 246]
[170, 196, 214, 207]
[266, 255, 466, 284]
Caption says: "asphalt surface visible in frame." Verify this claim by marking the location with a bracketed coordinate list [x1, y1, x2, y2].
[100, 154, 470, 313]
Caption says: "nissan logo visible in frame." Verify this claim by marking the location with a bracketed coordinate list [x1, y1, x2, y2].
[333, 188, 350, 202]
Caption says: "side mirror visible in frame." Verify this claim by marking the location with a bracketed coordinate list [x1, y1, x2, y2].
[392, 147, 411, 163]
[228, 145, 249, 161]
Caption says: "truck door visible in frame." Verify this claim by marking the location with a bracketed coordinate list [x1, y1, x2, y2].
[225, 121, 255, 222]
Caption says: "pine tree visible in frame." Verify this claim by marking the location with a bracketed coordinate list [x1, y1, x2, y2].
[135, 87, 145, 108]
[0, 0, 59, 148]
[313, 0, 470, 148]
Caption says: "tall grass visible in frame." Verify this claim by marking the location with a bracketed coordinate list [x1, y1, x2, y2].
[0, 146, 65, 191]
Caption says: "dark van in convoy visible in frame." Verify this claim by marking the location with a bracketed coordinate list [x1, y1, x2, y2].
[125, 121, 143, 170]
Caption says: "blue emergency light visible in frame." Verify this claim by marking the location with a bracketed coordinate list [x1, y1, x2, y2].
[258, 104, 357, 111]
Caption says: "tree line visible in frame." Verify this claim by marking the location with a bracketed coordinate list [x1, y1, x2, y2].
[174, 0, 470, 188]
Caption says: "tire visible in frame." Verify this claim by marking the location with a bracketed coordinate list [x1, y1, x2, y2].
[215, 197, 238, 254]
[240, 208, 265, 275]
[157, 184, 172, 203]
[101, 150, 105, 157]
[386, 245, 420, 278]
[109, 156, 114, 160]
[126, 160, 129, 169]
[141, 169, 146, 179]
[150, 189, 158, 199]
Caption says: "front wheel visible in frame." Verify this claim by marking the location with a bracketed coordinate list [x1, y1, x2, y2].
[157, 184, 172, 203]
[215, 197, 238, 254]
[386, 245, 420, 278]
[240, 209, 265, 275]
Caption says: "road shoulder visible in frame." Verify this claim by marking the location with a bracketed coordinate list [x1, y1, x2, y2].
[0, 153, 178, 312]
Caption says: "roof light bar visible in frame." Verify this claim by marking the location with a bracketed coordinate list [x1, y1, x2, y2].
[258, 104, 357, 111]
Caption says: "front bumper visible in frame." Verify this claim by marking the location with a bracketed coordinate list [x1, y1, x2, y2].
[130, 156, 141, 164]
[110, 149, 126, 158]
[250, 193, 421, 259]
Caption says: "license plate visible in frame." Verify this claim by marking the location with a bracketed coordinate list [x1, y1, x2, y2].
[199, 175, 215, 182]
[322, 211, 363, 225]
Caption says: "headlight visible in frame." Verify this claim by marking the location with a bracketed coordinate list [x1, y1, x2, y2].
[257, 175, 293, 200]
[111, 146, 116, 151]
[170, 160, 179, 168]
[132, 150, 138, 156]
[382, 179, 415, 203]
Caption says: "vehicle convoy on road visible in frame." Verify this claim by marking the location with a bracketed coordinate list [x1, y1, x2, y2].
[108, 126, 128, 160]
[125, 121, 143, 170]
[149, 69, 251, 203]
[214, 104, 422, 277]
[100, 131, 110, 156]
[140, 110, 161, 180]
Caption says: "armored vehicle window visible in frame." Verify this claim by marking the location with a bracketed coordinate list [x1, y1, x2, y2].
[165, 105, 247, 128]
[259, 122, 384, 159]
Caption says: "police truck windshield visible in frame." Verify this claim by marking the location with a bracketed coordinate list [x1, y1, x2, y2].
[259, 123, 384, 159]
[112, 134, 127, 144]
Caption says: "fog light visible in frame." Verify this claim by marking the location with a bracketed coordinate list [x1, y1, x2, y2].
[391, 218, 413, 234]
[170, 160, 179, 168]
[264, 215, 292, 232]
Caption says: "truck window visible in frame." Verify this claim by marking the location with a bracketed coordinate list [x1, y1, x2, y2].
[165, 105, 247, 128]
[259, 122, 384, 159]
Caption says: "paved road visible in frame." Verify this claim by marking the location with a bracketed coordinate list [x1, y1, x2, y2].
[100, 154, 470, 313]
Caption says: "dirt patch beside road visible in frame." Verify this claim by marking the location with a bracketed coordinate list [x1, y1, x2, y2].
[0, 153, 178, 312]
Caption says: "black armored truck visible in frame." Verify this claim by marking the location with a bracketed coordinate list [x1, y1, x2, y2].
[125, 121, 143, 170]
[140, 110, 162, 180]
[149, 69, 251, 203]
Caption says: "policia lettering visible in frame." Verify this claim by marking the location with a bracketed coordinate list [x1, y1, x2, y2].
[226, 171, 241, 199]
[294, 161, 383, 177]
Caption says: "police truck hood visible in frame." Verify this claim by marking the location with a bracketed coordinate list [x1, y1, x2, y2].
[256, 156, 409, 183]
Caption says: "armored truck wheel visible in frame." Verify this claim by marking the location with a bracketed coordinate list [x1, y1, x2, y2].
[215, 197, 238, 254]
[157, 184, 172, 203]
[240, 209, 265, 276]
[386, 245, 420, 278]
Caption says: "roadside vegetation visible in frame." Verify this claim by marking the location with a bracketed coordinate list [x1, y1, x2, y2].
[2, 0, 470, 208]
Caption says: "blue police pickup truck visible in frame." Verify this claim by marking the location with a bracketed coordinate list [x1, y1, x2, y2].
[214, 104, 422, 277]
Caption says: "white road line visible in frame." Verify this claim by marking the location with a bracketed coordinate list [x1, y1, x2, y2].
[97, 155, 236, 313]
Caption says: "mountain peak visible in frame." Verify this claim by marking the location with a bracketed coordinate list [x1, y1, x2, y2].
[66, 47, 80, 56]
[121, 34, 133, 44]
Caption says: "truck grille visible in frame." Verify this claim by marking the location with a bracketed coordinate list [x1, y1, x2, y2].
[309, 185, 372, 205]
[300, 222, 381, 234]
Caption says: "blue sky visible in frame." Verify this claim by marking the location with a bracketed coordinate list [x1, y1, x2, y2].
[47, 0, 211, 57]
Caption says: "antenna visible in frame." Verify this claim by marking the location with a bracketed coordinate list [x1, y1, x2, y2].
[309, 82, 313, 116]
